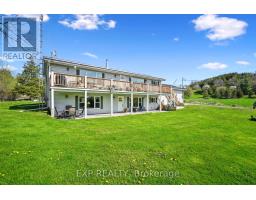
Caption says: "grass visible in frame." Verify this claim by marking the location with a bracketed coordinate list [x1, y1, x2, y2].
[185, 92, 256, 108]
[0, 101, 256, 184]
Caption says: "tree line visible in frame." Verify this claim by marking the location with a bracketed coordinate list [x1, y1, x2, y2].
[0, 59, 44, 101]
[185, 72, 256, 98]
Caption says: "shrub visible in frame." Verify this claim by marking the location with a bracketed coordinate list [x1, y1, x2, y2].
[236, 87, 243, 98]
[253, 101, 256, 109]
[184, 87, 192, 98]
[202, 89, 209, 98]
[215, 86, 227, 98]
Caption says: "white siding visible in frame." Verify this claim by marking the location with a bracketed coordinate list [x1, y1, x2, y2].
[50, 65, 76, 75]
[174, 90, 184, 103]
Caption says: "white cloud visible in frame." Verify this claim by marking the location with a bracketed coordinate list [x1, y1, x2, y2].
[236, 60, 251, 65]
[59, 15, 116, 30]
[2, 65, 18, 72]
[82, 52, 98, 59]
[199, 62, 228, 70]
[173, 37, 180, 42]
[17, 14, 50, 22]
[0, 56, 14, 63]
[193, 14, 248, 41]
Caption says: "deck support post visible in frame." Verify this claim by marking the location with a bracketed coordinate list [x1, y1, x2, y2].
[146, 93, 149, 112]
[84, 90, 87, 118]
[51, 88, 54, 117]
[159, 95, 162, 112]
[50, 71, 54, 87]
[110, 93, 113, 116]
[84, 76, 87, 88]
[131, 93, 133, 113]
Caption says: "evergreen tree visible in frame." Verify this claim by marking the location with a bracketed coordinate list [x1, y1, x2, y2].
[14, 59, 43, 99]
[236, 87, 243, 98]
[184, 87, 192, 98]
[0, 68, 16, 101]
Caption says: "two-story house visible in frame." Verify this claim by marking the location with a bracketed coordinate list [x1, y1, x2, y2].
[43, 57, 176, 118]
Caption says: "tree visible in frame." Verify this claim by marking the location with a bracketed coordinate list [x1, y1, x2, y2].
[213, 79, 224, 87]
[202, 89, 209, 98]
[240, 78, 250, 95]
[184, 87, 192, 98]
[252, 81, 256, 95]
[14, 59, 43, 99]
[248, 85, 254, 98]
[229, 86, 237, 98]
[0, 68, 16, 101]
[225, 87, 232, 98]
[215, 86, 227, 98]
[236, 87, 243, 98]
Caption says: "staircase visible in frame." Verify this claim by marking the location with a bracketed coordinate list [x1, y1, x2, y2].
[165, 89, 179, 108]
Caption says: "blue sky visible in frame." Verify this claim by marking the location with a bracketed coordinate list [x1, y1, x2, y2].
[1, 14, 256, 86]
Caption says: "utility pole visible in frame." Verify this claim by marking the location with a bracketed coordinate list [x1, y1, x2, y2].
[105, 59, 108, 69]
[181, 77, 185, 88]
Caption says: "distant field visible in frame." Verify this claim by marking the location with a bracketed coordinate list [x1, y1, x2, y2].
[185, 92, 256, 108]
[0, 101, 256, 184]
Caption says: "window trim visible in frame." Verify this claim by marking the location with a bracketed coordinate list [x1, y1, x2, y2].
[94, 96, 101, 109]
[86, 96, 103, 109]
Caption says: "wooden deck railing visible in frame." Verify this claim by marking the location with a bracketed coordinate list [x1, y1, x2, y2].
[51, 73, 172, 94]
[54, 73, 85, 88]
[87, 77, 111, 90]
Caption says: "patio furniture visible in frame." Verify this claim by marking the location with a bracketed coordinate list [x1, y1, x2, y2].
[54, 107, 64, 118]
[76, 108, 85, 118]
[133, 107, 138, 112]
[138, 106, 146, 112]
[64, 105, 76, 118]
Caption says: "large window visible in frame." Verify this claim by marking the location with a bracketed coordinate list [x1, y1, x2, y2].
[133, 97, 143, 108]
[138, 98, 143, 107]
[79, 97, 85, 109]
[131, 77, 145, 83]
[151, 80, 160, 85]
[95, 96, 101, 108]
[87, 96, 94, 108]
[150, 97, 157, 103]
[82, 70, 102, 78]
[133, 98, 138, 107]
[87, 96, 102, 109]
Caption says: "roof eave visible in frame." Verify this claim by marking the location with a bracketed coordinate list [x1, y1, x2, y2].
[43, 57, 166, 81]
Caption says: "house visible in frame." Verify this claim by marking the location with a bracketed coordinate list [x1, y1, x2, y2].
[171, 85, 185, 104]
[43, 57, 179, 118]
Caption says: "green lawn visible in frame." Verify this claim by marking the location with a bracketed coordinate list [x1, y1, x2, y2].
[0, 101, 256, 184]
[185, 92, 256, 108]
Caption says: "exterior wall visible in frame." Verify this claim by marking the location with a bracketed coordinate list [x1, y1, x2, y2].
[53, 91, 160, 115]
[54, 92, 111, 115]
[51, 64, 77, 75]
[174, 90, 184, 103]
[54, 92, 79, 112]
[45, 62, 164, 116]
[87, 93, 111, 114]
[48, 64, 161, 83]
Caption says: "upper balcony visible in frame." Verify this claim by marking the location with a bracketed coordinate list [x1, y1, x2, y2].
[51, 72, 172, 94]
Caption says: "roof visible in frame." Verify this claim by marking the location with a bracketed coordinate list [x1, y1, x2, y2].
[43, 57, 166, 81]
[170, 85, 186, 91]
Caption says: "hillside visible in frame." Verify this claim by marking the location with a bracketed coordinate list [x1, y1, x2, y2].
[189, 72, 256, 99]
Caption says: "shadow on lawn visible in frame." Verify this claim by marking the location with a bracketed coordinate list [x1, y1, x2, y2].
[9, 103, 47, 112]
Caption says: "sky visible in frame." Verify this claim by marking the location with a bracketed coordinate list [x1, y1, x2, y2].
[1, 14, 256, 86]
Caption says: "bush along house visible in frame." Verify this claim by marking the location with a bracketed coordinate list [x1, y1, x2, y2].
[43, 57, 182, 118]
